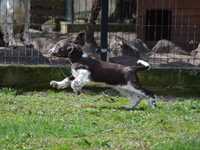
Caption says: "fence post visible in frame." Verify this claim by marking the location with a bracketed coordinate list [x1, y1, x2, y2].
[101, 0, 109, 61]
[64, 0, 74, 23]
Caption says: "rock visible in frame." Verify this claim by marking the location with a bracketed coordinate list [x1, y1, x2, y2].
[128, 38, 150, 56]
[41, 18, 57, 33]
[191, 43, 200, 57]
[109, 36, 139, 58]
[152, 39, 189, 55]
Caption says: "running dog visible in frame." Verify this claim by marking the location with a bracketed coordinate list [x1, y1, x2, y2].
[49, 42, 156, 110]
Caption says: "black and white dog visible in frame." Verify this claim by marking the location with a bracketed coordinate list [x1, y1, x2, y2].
[49, 42, 156, 110]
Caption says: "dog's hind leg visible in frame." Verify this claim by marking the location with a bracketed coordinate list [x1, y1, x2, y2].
[117, 82, 157, 109]
[50, 75, 74, 90]
[141, 88, 157, 108]
[124, 94, 143, 110]
[115, 86, 142, 110]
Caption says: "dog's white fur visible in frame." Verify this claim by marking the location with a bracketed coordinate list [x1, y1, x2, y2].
[71, 69, 91, 93]
[114, 82, 156, 108]
[50, 59, 156, 109]
[50, 77, 71, 90]
[137, 60, 151, 68]
[50, 69, 91, 92]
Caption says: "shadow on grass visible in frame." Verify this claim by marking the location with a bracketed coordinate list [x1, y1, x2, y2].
[80, 104, 147, 112]
[2, 85, 121, 97]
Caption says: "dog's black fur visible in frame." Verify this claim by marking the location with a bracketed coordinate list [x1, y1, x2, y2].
[49, 42, 156, 109]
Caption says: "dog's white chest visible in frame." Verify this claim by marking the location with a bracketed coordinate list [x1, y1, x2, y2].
[72, 68, 91, 82]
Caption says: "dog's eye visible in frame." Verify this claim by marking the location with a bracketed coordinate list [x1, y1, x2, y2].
[60, 47, 64, 51]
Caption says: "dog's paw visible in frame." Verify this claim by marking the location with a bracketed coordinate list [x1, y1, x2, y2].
[72, 87, 82, 95]
[150, 100, 157, 109]
[50, 81, 58, 89]
[74, 90, 81, 95]
[148, 99, 157, 109]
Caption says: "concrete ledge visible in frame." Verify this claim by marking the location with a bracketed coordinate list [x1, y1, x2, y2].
[0, 64, 200, 96]
[139, 69, 200, 96]
[0, 64, 70, 89]
[60, 23, 136, 33]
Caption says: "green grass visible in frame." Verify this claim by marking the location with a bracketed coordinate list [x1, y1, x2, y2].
[0, 88, 200, 150]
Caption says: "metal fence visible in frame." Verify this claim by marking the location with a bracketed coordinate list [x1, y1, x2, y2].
[136, 0, 200, 68]
[0, 0, 200, 68]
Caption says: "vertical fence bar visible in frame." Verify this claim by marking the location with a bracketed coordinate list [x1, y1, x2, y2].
[64, 0, 74, 23]
[101, 0, 108, 61]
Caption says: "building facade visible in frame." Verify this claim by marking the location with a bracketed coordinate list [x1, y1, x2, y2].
[137, 0, 200, 49]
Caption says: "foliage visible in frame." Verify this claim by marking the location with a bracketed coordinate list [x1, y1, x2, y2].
[0, 88, 199, 150]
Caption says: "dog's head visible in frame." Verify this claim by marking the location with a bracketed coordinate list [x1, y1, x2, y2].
[49, 40, 83, 61]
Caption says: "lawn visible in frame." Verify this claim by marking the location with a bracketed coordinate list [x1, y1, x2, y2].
[0, 87, 199, 150]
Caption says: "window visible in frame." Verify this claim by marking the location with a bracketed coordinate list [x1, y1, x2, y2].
[145, 9, 172, 41]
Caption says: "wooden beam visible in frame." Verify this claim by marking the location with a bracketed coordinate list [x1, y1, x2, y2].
[60, 22, 136, 33]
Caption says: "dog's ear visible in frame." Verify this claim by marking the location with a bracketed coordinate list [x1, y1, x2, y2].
[68, 45, 83, 60]
[74, 32, 85, 46]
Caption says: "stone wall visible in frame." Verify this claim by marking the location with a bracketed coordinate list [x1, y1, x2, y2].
[0, 64, 200, 96]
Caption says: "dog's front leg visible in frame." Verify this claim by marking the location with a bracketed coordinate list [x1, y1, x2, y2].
[71, 69, 91, 95]
[114, 86, 141, 110]
[50, 75, 74, 90]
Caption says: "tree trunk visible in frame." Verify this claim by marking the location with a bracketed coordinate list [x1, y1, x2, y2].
[89, 0, 101, 24]
[85, 0, 101, 43]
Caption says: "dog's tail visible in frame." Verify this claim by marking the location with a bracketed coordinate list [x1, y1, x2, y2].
[134, 59, 151, 71]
